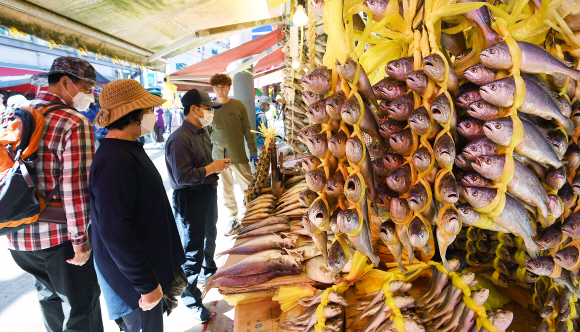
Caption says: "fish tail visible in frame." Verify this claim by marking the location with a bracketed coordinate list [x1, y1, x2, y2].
[525, 238, 541, 259]
[201, 278, 218, 299]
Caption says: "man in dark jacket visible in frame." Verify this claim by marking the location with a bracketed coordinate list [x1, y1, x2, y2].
[165, 89, 231, 323]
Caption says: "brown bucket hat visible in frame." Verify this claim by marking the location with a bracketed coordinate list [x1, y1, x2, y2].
[95, 79, 166, 128]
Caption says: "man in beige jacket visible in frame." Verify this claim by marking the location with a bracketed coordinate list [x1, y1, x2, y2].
[209, 74, 257, 235]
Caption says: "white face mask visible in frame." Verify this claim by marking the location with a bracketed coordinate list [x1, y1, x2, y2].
[65, 82, 94, 113]
[140, 113, 157, 136]
[198, 109, 214, 127]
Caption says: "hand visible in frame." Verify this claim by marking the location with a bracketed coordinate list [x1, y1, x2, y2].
[67, 241, 92, 266]
[139, 284, 163, 311]
[250, 154, 258, 163]
[210, 158, 231, 173]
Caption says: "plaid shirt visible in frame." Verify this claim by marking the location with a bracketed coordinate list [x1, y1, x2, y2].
[7, 92, 94, 251]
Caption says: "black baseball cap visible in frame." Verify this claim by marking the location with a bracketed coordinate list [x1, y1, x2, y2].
[181, 89, 222, 111]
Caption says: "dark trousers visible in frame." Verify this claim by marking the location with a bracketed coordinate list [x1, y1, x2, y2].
[153, 125, 164, 143]
[122, 300, 163, 332]
[10, 241, 103, 332]
[172, 187, 218, 308]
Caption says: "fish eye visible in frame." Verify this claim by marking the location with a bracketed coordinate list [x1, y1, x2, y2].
[395, 63, 400, 68]
[472, 147, 478, 151]
[490, 85, 497, 91]
[465, 123, 471, 128]
[473, 191, 478, 196]
[485, 159, 492, 165]
[388, 124, 393, 129]
[395, 176, 400, 181]
[489, 49, 495, 54]
[387, 86, 393, 91]
[495, 124, 501, 129]
[308, 75, 313, 80]
[417, 115, 422, 120]
[397, 104, 403, 109]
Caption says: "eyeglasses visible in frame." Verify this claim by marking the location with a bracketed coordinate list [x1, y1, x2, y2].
[197, 105, 213, 112]
[213, 85, 229, 90]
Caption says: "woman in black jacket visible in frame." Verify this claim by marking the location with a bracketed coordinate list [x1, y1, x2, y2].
[91, 79, 185, 331]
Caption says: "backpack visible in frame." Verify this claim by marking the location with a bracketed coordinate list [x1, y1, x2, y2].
[0, 104, 69, 235]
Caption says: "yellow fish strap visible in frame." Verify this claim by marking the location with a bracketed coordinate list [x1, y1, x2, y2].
[273, 285, 317, 312]
[433, 166, 453, 203]
[417, 139, 436, 178]
[491, 270, 505, 287]
[346, 206, 366, 238]
[381, 282, 406, 332]
[474, 213, 501, 231]
[416, 178, 433, 214]
[435, 50, 450, 92]
[312, 195, 331, 231]
[548, 261, 563, 279]
[436, 204, 462, 236]
[570, 295, 578, 320]
[334, 234, 353, 261]
[564, 241, 580, 271]
[474, 188, 506, 218]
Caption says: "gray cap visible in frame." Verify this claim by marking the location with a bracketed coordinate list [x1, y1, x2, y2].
[258, 96, 273, 104]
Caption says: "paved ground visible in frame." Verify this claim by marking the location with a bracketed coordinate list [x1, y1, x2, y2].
[0, 142, 241, 332]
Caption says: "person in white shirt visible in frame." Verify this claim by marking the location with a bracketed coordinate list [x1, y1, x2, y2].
[6, 94, 28, 110]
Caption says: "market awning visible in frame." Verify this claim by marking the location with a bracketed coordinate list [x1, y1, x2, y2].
[253, 48, 286, 73]
[0, 66, 45, 94]
[169, 28, 285, 91]
[171, 28, 285, 77]
[0, 66, 110, 93]
[0, 0, 286, 71]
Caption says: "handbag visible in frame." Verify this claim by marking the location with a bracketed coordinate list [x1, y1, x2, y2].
[162, 267, 187, 314]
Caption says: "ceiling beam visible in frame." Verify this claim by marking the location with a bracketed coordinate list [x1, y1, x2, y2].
[147, 16, 286, 62]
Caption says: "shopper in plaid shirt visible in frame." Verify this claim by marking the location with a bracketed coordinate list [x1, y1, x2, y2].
[8, 57, 103, 331]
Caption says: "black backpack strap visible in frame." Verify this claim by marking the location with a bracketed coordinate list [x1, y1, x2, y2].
[43, 183, 60, 205]
[42, 103, 71, 116]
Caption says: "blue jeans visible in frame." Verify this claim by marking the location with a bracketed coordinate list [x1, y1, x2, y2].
[172, 187, 218, 307]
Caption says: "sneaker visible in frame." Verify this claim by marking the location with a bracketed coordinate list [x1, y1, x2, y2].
[224, 219, 241, 236]
[190, 304, 211, 323]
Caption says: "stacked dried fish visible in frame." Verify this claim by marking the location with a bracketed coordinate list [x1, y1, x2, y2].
[346, 259, 514, 332]
[278, 290, 347, 331]
[272, 180, 311, 218]
[281, 21, 328, 147]
[241, 194, 277, 223]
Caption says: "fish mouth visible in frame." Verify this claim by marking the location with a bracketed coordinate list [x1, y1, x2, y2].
[315, 212, 324, 220]
[483, 123, 494, 132]
[447, 192, 458, 200]
[407, 76, 416, 84]
[440, 150, 451, 156]
[377, 196, 387, 205]
[409, 197, 419, 205]
[346, 180, 357, 191]
[408, 118, 417, 124]
[431, 106, 442, 115]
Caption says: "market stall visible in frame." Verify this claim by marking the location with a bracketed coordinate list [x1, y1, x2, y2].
[208, 0, 580, 331]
